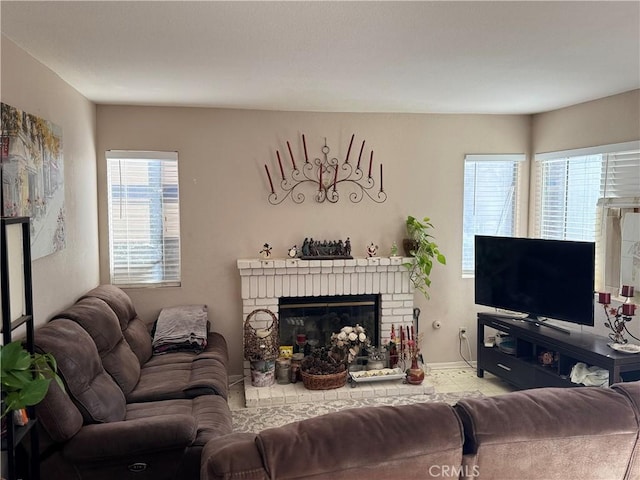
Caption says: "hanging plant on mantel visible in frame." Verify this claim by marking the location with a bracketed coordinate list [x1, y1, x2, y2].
[263, 134, 387, 205]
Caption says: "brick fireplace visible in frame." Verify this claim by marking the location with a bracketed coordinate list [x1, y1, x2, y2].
[237, 256, 435, 406]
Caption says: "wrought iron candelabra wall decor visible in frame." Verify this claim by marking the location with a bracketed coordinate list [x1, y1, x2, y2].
[263, 134, 387, 205]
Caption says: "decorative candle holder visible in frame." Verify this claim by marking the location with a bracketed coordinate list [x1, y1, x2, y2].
[598, 287, 638, 344]
[264, 134, 387, 205]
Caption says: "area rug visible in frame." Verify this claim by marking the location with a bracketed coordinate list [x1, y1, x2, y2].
[232, 390, 484, 433]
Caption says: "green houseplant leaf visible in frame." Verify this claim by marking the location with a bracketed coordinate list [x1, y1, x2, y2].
[403, 215, 446, 299]
[1, 341, 64, 418]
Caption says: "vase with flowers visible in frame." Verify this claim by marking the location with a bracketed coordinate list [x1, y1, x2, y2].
[397, 325, 425, 385]
[330, 325, 370, 367]
[299, 325, 369, 390]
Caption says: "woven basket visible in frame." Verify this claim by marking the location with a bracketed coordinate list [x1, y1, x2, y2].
[301, 370, 348, 390]
[244, 309, 279, 361]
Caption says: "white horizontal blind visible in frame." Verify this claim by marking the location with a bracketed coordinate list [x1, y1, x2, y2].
[600, 150, 640, 207]
[534, 143, 639, 292]
[536, 155, 603, 241]
[106, 151, 181, 287]
[462, 154, 524, 276]
[598, 150, 640, 292]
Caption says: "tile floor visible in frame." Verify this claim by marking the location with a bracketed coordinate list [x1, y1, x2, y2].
[227, 366, 517, 410]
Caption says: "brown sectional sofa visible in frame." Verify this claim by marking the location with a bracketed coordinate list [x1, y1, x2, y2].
[202, 382, 640, 480]
[33, 285, 232, 480]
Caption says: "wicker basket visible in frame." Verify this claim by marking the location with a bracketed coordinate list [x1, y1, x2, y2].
[301, 370, 348, 390]
[244, 309, 279, 362]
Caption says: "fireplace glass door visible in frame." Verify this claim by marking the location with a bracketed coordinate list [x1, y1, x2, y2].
[278, 294, 380, 353]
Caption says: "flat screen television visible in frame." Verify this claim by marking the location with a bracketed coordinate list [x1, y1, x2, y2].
[474, 235, 595, 331]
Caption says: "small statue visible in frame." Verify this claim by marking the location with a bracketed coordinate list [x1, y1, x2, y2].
[288, 245, 298, 258]
[366, 243, 378, 257]
[301, 238, 310, 256]
[344, 237, 351, 256]
[390, 242, 399, 257]
[259, 243, 272, 259]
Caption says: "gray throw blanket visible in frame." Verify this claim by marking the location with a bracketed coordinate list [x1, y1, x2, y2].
[152, 304, 208, 353]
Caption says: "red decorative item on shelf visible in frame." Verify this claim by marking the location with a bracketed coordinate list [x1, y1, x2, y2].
[598, 292, 611, 304]
[621, 285, 635, 298]
[622, 303, 636, 316]
[406, 357, 425, 385]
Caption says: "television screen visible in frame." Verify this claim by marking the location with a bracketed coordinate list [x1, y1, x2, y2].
[474, 236, 595, 326]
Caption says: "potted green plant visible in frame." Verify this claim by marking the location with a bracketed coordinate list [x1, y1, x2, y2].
[402, 215, 447, 299]
[1, 341, 63, 419]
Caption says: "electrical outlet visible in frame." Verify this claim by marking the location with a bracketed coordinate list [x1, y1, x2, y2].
[458, 327, 467, 340]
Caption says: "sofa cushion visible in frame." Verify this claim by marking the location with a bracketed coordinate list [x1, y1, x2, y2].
[201, 402, 463, 480]
[34, 319, 126, 424]
[611, 381, 640, 480]
[259, 402, 463, 479]
[455, 386, 639, 480]
[34, 375, 84, 445]
[126, 395, 233, 447]
[612, 381, 640, 416]
[53, 297, 141, 395]
[81, 284, 153, 364]
[128, 356, 229, 402]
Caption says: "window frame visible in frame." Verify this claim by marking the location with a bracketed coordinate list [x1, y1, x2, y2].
[533, 141, 640, 294]
[461, 154, 525, 277]
[105, 150, 181, 288]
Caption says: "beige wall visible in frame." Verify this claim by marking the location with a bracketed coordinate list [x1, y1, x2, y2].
[1, 36, 99, 331]
[96, 106, 531, 374]
[532, 89, 640, 154]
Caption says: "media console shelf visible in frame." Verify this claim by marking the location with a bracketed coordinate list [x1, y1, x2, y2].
[477, 312, 640, 389]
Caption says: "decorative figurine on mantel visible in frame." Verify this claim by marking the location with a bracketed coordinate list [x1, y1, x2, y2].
[390, 241, 399, 257]
[288, 245, 298, 258]
[299, 237, 353, 259]
[259, 243, 272, 260]
[366, 243, 378, 257]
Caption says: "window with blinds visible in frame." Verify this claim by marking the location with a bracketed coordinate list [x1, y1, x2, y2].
[600, 150, 640, 207]
[106, 151, 181, 287]
[462, 154, 525, 276]
[534, 142, 640, 292]
[536, 155, 603, 241]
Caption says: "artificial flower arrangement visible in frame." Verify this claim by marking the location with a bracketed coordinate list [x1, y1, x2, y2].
[403, 331, 424, 363]
[390, 324, 423, 366]
[330, 324, 369, 364]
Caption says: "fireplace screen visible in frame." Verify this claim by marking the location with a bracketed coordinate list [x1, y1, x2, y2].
[278, 294, 380, 352]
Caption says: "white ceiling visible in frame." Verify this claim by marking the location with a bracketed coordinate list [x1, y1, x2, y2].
[2, 1, 639, 114]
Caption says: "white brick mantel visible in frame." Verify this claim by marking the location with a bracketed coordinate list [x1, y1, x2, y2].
[237, 257, 436, 406]
[237, 256, 416, 338]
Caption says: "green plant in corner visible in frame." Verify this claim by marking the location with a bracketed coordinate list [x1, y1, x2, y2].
[403, 215, 447, 299]
[0, 341, 64, 418]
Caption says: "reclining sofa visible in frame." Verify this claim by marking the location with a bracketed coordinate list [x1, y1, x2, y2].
[202, 381, 640, 480]
[33, 285, 232, 480]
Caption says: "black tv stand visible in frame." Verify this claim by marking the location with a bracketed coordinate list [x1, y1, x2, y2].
[520, 316, 571, 334]
[477, 313, 640, 388]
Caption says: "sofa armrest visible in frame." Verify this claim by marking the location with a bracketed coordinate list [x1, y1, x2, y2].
[201, 432, 268, 480]
[455, 387, 638, 480]
[63, 414, 197, 462]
